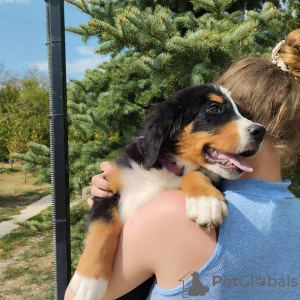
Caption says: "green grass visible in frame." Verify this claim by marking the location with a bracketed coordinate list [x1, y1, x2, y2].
[3, 265, 29, 280]
[1, 287, 23, 296]
[0, 207, 22, 222]
[0, 231, 34, 259]
[22, 234, 53, 261]
[3, 168, 19, 174]
[0, 189, 51, 222]
[0, 223, 54, 298]
[0, 200, 87, 299]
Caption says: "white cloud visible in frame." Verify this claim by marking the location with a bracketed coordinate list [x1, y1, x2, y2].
[32, 61, 48, 72]
[66, 55, 109, 74]
[75, 46, 95, 56]
[30, 46, 110, 75]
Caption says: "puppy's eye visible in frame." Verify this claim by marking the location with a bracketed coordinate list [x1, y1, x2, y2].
[207, 105, 222, 114]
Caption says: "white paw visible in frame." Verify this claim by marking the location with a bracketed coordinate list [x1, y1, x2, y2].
[186, 196, 228, 229]
[71, 271, 108, 300]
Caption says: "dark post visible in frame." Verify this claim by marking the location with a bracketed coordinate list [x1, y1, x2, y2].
[46, 0, 71, 298]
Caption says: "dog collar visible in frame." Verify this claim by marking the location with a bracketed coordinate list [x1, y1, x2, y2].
[136, 136, 184, 176]
[157, 155, 184, 176]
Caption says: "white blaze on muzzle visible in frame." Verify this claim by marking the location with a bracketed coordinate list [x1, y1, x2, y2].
[220, 85, 264, 154]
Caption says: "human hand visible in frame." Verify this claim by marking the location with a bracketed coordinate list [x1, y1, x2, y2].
[88, 161, 114, 207]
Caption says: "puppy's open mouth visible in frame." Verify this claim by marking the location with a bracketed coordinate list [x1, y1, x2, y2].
[203, 146, 258, 173]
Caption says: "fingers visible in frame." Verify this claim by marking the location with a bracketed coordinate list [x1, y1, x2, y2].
[100, 161, 114, 174]
[89, 162, 114, 203]
[92, 173, 112, 191]
[90, 185, 113, 198]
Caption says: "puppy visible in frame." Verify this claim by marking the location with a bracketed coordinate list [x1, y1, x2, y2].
[71, 84, 265, 299]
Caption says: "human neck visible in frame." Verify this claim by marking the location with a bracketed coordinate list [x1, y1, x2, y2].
[241, 138, 282, 182]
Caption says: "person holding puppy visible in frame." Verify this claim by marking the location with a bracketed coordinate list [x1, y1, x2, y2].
[65, 29, 300, 300]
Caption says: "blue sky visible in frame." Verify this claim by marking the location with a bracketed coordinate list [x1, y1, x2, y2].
[0, 0, 109, 80]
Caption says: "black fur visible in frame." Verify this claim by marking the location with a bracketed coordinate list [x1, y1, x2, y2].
[89, 195, 119, 224]
[137, 98, 182, 169]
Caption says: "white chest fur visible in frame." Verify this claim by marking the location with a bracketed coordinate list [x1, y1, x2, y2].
[118, 161, 182, 223]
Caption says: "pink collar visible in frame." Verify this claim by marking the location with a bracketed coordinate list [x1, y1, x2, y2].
[157, 155, 184, 176]
[136, 136, 184, 176]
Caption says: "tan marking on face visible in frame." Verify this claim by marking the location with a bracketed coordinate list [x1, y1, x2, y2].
[176, 121, 240, 167]
[181, 172, 225, 201]
[211, 121, 240, 153]
[208, 93, 224, 103]
[176, 123, 211, 166]
[106, 164, 123, 194]
[77, 208, 121, 280]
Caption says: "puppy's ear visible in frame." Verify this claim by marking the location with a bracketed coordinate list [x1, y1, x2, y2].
[138, 98, 181, 169]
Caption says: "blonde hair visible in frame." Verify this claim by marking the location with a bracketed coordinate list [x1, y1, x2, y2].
[280, 29, 300, 78]
[216, 29, 300, 166]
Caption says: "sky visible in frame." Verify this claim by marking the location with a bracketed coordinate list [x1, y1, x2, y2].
[0, 0, 110, 80]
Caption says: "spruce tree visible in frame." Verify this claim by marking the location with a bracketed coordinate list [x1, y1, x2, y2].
[16, 0, 287, 191]
[283, 0, 300, 33]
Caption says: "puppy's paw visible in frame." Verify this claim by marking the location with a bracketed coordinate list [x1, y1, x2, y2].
[71, 271, 108, 300]
[186, 196, 228, 230]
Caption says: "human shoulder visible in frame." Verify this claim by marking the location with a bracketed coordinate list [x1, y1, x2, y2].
[123, 190, 187, 241]
[148, 189, 187, 218]
[123, 189, 217, 288]
[123, 188, 217, 251]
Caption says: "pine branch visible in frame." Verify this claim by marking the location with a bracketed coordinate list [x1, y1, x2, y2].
[65, 0, 91, 15]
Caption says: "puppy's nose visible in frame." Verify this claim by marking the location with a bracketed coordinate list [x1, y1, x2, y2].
[248, 124, 266, 143]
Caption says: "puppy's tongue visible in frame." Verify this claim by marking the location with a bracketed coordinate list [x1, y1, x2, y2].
[217, 150, 253, 173]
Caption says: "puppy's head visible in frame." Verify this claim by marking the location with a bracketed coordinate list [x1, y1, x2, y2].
[138, 84, 266, 179]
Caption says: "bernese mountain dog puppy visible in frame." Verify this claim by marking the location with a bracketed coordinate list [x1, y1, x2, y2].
[71, 84, 266, 300]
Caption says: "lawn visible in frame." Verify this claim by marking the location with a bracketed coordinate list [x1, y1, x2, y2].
[0, 201, 89, 299]
[0, 161, 54, 298]
[0, 161, 88, 299]
[0, 228, 54, 299]
[0, 162, 51, 222]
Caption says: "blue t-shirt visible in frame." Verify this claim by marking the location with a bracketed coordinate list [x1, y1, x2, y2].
[146, 179, 300, 299]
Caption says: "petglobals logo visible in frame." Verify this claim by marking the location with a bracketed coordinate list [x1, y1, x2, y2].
[213, 275, 298, 288]
[178, 273, 298, 298]
[179, 271, 210, 298]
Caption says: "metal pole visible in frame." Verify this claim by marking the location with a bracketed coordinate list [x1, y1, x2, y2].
[46, 0, 71, 298]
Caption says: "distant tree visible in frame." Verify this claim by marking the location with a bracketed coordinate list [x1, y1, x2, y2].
[0, 68, 49, 161]
[0, 62, 20, 87]
[0, 83, 20, 160]
[282, 0, 300, 34]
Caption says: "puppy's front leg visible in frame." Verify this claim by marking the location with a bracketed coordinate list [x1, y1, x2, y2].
[71, 203, 122, 300]
[72, 164, 123, 300]
[181, 172, 227, 230]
